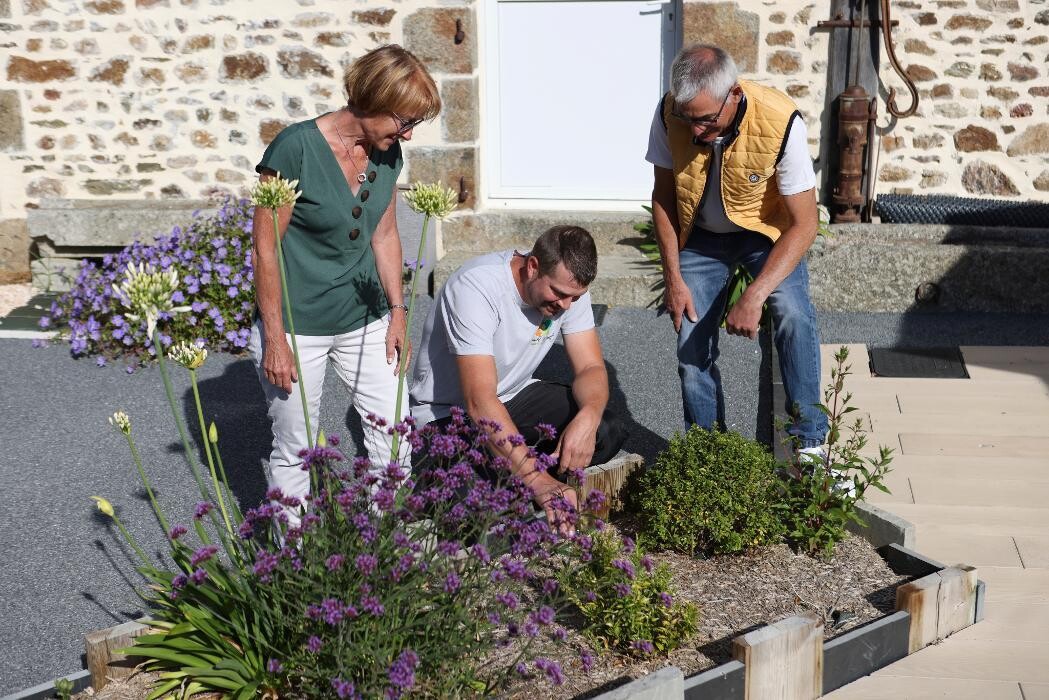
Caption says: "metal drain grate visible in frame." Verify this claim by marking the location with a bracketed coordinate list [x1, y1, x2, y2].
[868, 346, 969, 379]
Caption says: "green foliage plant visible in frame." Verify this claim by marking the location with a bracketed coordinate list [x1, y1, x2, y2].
[774, 346, 894, 558]
[52, 677, 74, 700]
[627, 427, 784, 555]
[559, 529, 698, 656]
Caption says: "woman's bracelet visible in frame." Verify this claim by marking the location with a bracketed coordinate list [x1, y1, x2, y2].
[389, 304, 408, 313]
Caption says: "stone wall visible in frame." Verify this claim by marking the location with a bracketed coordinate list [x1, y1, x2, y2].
[683, 0, 1049, 202]
[1, 0, 1047, 280]
[0, 0, 477, 234]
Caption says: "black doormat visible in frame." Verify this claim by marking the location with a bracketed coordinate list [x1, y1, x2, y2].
[868, 346, 969, 379]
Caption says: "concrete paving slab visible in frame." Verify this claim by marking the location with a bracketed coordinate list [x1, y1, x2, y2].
[889, 506, 1049, 539]
[961, 346, 1049, 382]
[915, 531, 1024, 568]
[883, 455, 1049, 481]
[897, 393, 1049, 415]
[973, 567, 1049, 605]
[951, 601, 1049, 643]
[825, 675, 1024, 699]
[1013, 536, 1049, 569]
[860, 640, 1049, 684]
[899, 433, 1049, 459]
[1021, 683, 1049, 700]
[872, 414, 1049, 437]
[908, 477, 1049, 508]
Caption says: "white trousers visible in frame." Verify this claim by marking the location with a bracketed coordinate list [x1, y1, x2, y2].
[249, 316, 408, 523]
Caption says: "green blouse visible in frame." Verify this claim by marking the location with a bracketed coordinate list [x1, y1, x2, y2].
[255, 117, 402, 336]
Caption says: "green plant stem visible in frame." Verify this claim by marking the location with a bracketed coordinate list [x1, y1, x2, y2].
[210, 433, 243, 524]
[189, 370, 233, 536]
[112, 513, 149, 565]
[270, 207, 313, 450]
[154, 329, 212, 502]
[390, 212, 430, 461]
[125, 433, 170, 534]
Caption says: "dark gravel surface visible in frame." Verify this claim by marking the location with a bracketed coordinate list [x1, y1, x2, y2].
[2, 305, 1047, 694]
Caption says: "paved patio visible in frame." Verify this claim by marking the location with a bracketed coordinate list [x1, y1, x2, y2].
[825, 344, 1049, 699]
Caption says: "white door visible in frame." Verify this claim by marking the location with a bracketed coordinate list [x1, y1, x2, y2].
[484, 0, 679, 204]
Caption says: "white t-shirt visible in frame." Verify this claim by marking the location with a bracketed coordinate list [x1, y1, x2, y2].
[410, 250, 595, 424]
[644, 99, 816, 196]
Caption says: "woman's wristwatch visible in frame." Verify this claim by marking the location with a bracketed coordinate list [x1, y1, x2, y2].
[389, 304, 408, 313]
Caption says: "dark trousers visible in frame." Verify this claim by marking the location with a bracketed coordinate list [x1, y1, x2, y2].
[427, 380, 628, 469]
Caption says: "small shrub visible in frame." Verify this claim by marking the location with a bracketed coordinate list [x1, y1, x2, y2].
[559, 529, 698, 655]
[628, 427, 784, 555]
[775, 346, 894, 558]
[41, 199, 255, 365]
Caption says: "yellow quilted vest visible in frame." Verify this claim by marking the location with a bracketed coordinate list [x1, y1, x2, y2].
[663, 79, 800, 249]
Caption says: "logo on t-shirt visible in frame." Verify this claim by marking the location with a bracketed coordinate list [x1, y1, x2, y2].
[530, 318, 554, 345]
[749, 173, 760, 183]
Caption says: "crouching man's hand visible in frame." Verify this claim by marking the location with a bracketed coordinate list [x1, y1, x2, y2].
[529, 473, 578, 537]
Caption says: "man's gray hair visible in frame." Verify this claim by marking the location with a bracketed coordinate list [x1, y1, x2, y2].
[670, 44, 738, 108]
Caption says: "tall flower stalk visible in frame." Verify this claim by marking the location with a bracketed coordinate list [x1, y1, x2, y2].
[391, 182, 459, 459]
[250, 174, 313, 448]
[169, 341, 235, 535]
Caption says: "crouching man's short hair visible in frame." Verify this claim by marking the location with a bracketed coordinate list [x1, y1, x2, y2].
[530, 225, 598, 286]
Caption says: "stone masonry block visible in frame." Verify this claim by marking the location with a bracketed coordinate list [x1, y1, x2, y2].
[0, 219, 31, 283]
[682, 2, 758, 73]
[27, 199, 217, 249]
[0, 90, 24, 150]
[440, 77, 478, 142]
[404, 7, 476, 75]
[405, 146, 475, 209]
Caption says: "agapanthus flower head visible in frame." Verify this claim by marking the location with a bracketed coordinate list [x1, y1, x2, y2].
[402, 181, 459, 220]
[168, 340, 208, 369]
[108, 411, 131, 436]
[113, 261, 191, 337]
[250, 172, 301, 209]
[90, 496, 114, 518]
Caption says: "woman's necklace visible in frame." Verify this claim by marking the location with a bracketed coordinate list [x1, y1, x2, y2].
[333, 116, 367, 184]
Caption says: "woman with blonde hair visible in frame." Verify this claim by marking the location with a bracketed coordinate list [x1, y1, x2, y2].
[249, 44, 440, 524]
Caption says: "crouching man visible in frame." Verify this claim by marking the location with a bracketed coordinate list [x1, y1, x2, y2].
[410, 225, 627, 527]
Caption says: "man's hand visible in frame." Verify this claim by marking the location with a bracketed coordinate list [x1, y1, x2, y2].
[664, 277, 698, 333]
[530, 473, 578, 537]
[552, 410, 599, 473]
[263, 335, 297, 393]
[385, 310, 410, 374]
[724, 289, 764, 340]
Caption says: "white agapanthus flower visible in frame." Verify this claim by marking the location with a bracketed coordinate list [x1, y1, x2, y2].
[168, 340, 208, 370]
[250, 172, 302, 209]
[403, 182, 459, 220]
[113, 262, 191, 338]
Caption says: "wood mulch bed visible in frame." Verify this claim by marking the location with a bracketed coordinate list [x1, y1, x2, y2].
[503, 529, 908, 699]
[71, 530, 906, 700]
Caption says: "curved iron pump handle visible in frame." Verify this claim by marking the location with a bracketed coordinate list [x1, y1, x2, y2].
[879, 0, 918, 118]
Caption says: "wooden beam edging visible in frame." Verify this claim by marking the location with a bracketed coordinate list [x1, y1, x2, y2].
[895, 564, 979, 654]
[581, 453, 643, 519]
[84, 619, 149, 692]
[733, 612, 823, 699]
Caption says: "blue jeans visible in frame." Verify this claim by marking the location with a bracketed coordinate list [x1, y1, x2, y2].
[676, 231, 827, 447]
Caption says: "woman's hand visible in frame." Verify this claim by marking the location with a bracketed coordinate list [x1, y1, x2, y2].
[263, 334, 297, 393]
[386, 308, 411, 375]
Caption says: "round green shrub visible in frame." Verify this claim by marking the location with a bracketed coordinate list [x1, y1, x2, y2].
[628, 427, 784, 555]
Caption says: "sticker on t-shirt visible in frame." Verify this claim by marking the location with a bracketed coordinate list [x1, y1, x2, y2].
[531, 318, 554, 345]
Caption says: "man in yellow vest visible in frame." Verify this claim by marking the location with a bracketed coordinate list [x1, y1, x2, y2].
[647, 43, 827, 456]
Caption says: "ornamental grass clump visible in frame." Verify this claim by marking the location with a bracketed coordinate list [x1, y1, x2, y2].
[627, 427, 784, 555]
[559, 529, 698, 656]
[40, 198, 255, 365]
